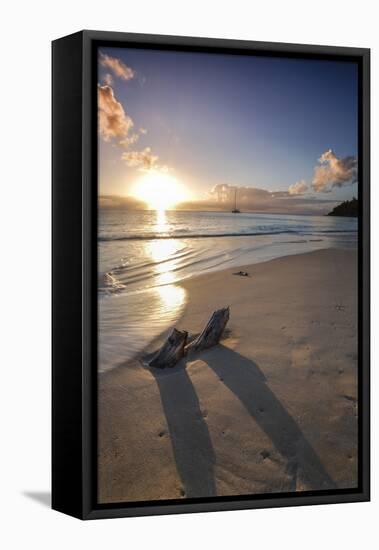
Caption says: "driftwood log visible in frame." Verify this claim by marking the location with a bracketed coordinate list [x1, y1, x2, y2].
[185, 307, 230, 355]
[147, 307, 230, 369]
[148, 328, 188, 369]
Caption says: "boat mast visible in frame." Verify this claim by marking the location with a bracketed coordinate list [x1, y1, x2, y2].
[232, 186, 240, 213]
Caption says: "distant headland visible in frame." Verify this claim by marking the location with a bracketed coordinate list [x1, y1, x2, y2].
[327, 198, 358, 217]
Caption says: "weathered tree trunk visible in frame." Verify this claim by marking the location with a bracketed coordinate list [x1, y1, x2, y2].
[148, 328, 188, 369]
[185, 307, 230, 355]
[147, 308, 230, 369]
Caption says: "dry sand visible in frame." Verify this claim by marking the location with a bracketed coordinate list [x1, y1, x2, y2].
[98, 248, 358, 503]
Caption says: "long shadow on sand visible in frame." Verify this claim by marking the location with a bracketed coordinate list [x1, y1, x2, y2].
[152, 366, 216, 498]
[204, 345, 336, 491]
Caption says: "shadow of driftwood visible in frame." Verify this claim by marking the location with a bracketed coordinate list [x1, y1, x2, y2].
[204, 345, 336, 491]
[23, 491, 51, 507]
[152, 366, 216, 498]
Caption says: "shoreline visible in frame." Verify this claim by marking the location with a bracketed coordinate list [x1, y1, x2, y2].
[99, 229, 357, 241]
[99, 246, 357, 374]
[98, 248, 358, 503]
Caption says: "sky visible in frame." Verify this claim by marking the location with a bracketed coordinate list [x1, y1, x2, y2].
[98, 46, 358, 214]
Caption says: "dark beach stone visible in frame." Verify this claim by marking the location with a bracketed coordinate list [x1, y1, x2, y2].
[233, 271, 250, 277]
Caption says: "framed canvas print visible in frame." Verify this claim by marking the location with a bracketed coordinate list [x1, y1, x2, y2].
[52, 30, 370, 519]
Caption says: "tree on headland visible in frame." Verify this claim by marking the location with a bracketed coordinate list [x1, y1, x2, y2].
[327, 197, 358, 217]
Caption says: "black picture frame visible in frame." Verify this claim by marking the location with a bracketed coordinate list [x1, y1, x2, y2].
[52, 30, 370, 520]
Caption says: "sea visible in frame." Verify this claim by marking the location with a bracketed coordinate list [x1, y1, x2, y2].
[98, 209, 357, 372]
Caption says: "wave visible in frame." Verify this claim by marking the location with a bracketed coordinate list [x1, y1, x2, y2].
[99, 229, 303, 241]
[99, 228, 357, 242]
[99, 284, 187, 372]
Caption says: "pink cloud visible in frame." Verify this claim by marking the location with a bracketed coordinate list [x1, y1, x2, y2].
[98, 84, 134, 141]
[288, 179, 308, 195]
[122, 147, 159, 170]
[312, 149, 357, 193]
[99, 52, 135, 81]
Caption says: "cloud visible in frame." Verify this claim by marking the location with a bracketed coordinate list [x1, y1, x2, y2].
[99, 52, 135, 81]
[98, 85, 134, 141]
[211, 184, 273, 203]
[103, 73, 113, 86]
[207, 183, 338, 214]
[98, 85, 161, 170]
[119, 126, 149, 148]
[288, 179, 308, 195]
[122, 147, 159, 170]
[312, 149, 358, 193]
[99, 183, 339, 215]
[119, 133, 140, 148]
[99, 195, 146, 209]
[97, 75, 162, 172]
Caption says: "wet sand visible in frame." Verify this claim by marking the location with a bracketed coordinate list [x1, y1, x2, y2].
[98, 248, 358, 503]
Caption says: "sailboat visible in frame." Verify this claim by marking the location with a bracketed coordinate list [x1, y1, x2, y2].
[232, 188, 240, 213]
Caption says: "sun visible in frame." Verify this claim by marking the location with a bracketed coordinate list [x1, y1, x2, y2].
[131, 171, 188, 210]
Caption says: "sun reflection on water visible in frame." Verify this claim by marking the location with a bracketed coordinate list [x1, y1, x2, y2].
[155, 283, 186, 316]
[146, 210, 178, 286]
[154, 208, 169, 233]
[146, 209, 187, 310]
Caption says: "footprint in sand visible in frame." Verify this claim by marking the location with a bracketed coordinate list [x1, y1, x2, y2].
[342, 394, 357, 403]
[340, 395, 358, 417]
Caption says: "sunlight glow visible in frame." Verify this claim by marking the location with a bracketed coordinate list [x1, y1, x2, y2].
[147, 235, 180, 286]
[131, 171, 189, 210]
[156, 283, 186, 311]
[154, 208, 170, 234]
[144, 211, 185, 288]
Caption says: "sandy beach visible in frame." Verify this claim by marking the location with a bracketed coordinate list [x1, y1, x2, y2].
[98, 248, 358, 503]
